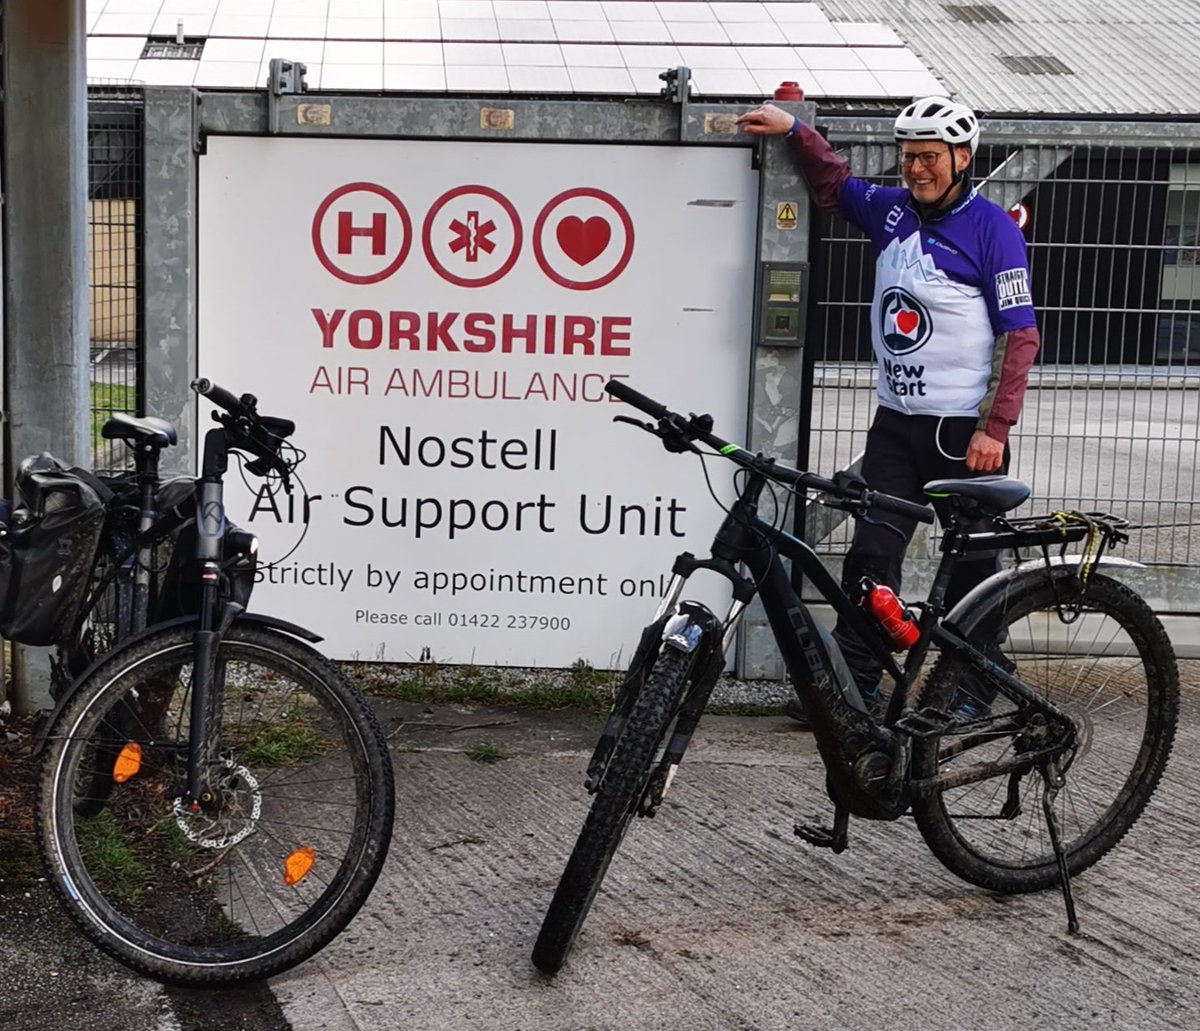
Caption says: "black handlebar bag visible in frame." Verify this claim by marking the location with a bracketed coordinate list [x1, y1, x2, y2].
[2, 453, 107, 646]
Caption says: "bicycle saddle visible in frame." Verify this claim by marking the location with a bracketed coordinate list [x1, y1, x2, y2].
[101, 413, 178, 449]
[923, 475, 1030, 513]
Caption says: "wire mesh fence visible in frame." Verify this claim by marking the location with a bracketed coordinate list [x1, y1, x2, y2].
[803, 123, 1200, 566]
[87, 91, 143, 472]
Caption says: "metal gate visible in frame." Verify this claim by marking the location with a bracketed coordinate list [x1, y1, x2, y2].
[87, 89, 143, 471]
[802, 117, 1200, 589]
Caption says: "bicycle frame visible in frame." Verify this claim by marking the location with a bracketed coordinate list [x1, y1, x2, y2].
[653, 469, 1088, 822]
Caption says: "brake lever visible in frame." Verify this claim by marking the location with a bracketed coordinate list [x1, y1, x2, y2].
[612, 413, 702, 455]
[613, 414, 658, 434]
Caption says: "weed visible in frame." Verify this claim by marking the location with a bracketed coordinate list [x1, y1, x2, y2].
[354, 661, 614, 712]
[242, 709, 325, 766]
[465, 742, 508, 763]
[569, 658, 618, 692]
[77, 811, 149, 902]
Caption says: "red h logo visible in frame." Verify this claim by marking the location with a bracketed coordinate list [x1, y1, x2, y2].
[337, 210, 387, 255]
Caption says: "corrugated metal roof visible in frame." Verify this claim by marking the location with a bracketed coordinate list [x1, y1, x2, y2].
[817, 0, 1200, 115]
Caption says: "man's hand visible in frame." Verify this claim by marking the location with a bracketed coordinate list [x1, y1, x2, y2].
[736, 103, 795, 136]
[966, 430, 1004, 472]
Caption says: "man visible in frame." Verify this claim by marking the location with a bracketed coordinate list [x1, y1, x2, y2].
[736, 96, 1040, 721]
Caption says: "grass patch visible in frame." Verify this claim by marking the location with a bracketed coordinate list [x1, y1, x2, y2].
[465, 742, 508, 763]
[347, 659, 787, 717]
[91, 381, 136, 453]
[569, 658, 619, 691]
[241, 710, 326, 766]
[352, 660, 617, 713]
[501, 682, 613, 711]
[77, 811, 149, 902]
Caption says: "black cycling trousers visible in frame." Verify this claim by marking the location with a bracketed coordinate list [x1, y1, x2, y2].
[831, 406, 1008, 687]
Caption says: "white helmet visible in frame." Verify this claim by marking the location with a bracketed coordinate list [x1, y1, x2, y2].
[894, 96, 980, 155]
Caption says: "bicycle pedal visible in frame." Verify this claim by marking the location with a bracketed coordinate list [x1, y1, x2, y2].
[893, 707, 954, 738]
[793, 822, 848, 853]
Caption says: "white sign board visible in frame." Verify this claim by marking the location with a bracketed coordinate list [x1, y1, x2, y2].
[198, 136, 759, 667]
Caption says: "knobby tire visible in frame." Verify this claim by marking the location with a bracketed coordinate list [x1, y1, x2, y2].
[37, 622, 395, 985]
[911, 570, 1178, 892]
[532, 648, 692, 975]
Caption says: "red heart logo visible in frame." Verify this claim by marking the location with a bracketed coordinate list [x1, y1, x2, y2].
[556, 216, 611, 266]
[896, 309, 920, 335]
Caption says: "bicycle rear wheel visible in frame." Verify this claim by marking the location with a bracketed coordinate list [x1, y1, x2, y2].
[912, 570, 1178, 892]
[532, 648, 693, 975]
[38, 622, 394, 985]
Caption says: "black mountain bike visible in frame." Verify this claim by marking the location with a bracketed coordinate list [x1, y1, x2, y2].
[532, 380, 1179, 974]
[36, 379, 395, 985]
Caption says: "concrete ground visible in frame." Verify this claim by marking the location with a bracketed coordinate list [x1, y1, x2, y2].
[271, 682, 1200, 1031]
[3, 676, 1198, 1031]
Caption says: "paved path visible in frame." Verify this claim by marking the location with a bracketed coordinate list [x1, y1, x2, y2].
[272, 680, 1200, 1031]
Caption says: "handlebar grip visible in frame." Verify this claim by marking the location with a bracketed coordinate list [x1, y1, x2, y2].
[191, 378, 248, 418]
[604, 379, 668, 420]
[870, 491, 936, 525]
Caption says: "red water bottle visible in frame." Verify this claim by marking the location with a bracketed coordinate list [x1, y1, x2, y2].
[861, 580, 920, 651]
[774, 81, 804, 102]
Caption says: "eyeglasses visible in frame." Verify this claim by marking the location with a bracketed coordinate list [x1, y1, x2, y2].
[899, 150, 944, 168]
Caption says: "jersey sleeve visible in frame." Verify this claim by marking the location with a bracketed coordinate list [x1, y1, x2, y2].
[837, 179, 908, 246]
[785, 122, 851, 214]
[982, 212, 1038, 332]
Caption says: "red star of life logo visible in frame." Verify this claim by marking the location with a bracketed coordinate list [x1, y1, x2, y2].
[448, 211, 497, 263]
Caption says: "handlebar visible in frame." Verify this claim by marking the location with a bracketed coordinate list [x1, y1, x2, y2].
[603, 379, 935, 525]
[191, 377, 248, 419]
[604, 379, 669, 421]
[190, 377, 297, 483]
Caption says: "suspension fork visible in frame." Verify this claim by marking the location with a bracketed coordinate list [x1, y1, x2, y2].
[641, 596, 749, 815]
[185, 428, 231, 808]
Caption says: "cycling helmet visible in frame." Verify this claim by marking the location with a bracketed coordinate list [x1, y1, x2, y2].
[894, 96, 980, 155]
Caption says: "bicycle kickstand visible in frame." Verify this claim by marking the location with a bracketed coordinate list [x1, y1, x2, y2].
[1041, 767, 1080, 935]
[794, 804, 849, 854]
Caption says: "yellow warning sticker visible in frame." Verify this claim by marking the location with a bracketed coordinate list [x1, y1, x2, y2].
[776, 202, 798, 231]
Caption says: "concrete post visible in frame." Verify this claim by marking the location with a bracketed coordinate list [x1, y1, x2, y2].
[2, 0, 90, 711]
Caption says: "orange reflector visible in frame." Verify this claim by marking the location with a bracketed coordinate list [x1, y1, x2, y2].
[112, 742, 143, 783]
[284, 847, 317, 886]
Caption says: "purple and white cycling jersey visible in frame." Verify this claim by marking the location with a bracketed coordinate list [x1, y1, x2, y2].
[839, 179, 1037, 419]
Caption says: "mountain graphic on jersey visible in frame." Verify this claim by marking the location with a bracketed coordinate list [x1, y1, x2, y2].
[879, 286, 932, 356]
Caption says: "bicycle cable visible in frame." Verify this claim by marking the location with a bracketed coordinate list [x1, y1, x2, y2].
[231, 450, 313, 568]
[692, 450, 783, 592]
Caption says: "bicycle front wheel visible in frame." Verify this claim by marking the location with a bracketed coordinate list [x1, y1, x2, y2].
[912, 570, 1178, 892]
[532, 648, 693, 975]
[37, 622, 395, 985]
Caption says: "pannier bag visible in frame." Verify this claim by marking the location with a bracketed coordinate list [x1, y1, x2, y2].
[2, 453, 107, 646]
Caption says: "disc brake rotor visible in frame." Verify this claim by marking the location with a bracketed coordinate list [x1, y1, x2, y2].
[172, 760, 263, 849]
